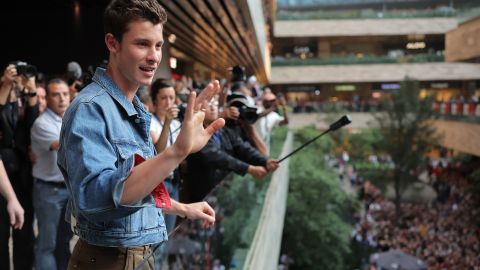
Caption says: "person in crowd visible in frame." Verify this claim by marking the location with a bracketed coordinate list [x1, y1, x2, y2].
[66, 61, 84, 101]
[174, 76, 191, 103]
[57, 0, 224, 269]
[149, 78, 182, 269]
[255, 91, 289, 154]
[185, 95, 279, 202]
[223, 93, 268, 155]
[246, 75, 262, 99]
[0, 155, 24, 230]
[37, 86, 47, 113]
[31, 78, 72, 270]
[137, 85, 154, 112]
[0, 62, 39, 270]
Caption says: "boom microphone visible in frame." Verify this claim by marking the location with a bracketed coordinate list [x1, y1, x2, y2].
[278, 115, 352, 163]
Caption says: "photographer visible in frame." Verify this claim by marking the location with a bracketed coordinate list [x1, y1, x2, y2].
[223, 92, 268, 156]
[185, 95, 279, 202]
[66, 61, 84, 101]
[255, 90, 289, 155]
[149, 78, 182, 233]
[0, 61, 39, 270]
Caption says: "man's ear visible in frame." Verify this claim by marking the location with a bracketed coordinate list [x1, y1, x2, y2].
[105, 33, 119, 53]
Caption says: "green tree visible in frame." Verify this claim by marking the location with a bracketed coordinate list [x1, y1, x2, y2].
[374, 77, 439, 223]
[282, 126, 357, 270]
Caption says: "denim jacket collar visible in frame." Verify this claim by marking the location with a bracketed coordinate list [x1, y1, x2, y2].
[92, 68, 145, 117]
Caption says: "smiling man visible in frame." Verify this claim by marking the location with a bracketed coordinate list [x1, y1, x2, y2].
[57, 0, 224, 269]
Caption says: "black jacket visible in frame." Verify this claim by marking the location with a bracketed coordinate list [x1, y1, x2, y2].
[185, 125, 267, 202]
[0, 100, 39, 176]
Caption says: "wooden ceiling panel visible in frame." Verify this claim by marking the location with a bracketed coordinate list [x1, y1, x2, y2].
[159, 0, 270, 82]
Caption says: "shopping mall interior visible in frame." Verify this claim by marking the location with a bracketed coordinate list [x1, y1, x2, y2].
[1, 1, 480, 270]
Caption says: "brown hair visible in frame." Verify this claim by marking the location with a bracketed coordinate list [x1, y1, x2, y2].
[104, 0, 167, 42]
[150, 78, 174, 104]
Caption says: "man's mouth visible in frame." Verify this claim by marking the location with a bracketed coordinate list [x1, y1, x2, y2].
[139, 66, 156, 75]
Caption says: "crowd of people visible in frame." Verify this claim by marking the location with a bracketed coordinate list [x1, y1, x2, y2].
[291, 94, 480, 117]
[352, 158, 480, 270]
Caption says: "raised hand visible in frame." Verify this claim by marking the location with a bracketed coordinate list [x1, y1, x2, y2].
[165, 105, 179, 121]
[173, 81, 225, 156]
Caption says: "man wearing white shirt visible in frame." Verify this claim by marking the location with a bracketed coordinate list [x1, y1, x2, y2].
[31, 78, 72, 270]
[255, 91, 289, 154]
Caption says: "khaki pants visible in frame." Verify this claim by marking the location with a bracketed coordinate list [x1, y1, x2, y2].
[68, 239, 155, 270]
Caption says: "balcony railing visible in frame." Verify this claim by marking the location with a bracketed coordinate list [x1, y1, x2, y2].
[292, 101, 480, 123]
[277, 8, 458, 20]
[159, 127, 290, 270]
[272, 54, 444, 66]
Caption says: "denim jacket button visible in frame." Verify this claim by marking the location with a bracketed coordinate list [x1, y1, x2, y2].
[90, 257, 96, 263]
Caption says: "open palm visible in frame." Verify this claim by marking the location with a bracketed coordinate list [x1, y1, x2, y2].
[174, 80, 225, 156]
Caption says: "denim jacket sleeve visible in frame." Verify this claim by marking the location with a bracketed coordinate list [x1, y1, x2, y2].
[59, 101, 154, 222]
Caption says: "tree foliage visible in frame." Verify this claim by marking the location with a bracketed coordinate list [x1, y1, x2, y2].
[282, 126, 358, 270]
[374, 77, 439, 220]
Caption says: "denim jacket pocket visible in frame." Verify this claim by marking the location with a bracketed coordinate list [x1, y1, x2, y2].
[112, 139, 140, 161]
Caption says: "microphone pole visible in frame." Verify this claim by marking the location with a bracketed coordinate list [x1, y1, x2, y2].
[278, 115, 352, 163]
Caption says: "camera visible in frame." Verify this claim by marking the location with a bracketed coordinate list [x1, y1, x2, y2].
[10, 61, 37, 78]
[231, 65, 246, 83]
[227, 93, 258, 124]
[177, 103, 187, 122]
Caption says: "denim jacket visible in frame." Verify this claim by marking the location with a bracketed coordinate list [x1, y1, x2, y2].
[58, 68, 167, 247]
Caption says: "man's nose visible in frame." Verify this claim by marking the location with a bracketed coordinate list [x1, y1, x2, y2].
[147, 47, 161, 64]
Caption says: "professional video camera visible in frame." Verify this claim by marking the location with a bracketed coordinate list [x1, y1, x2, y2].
[226, 93, 258, 124]
[10, 60, 37, 78]
[231, 65, 246, 83]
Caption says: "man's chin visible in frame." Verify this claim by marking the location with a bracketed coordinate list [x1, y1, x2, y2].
[140, 78, 154, 86]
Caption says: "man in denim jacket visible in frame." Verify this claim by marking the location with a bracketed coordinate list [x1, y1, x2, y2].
[57, 0, 225, 269]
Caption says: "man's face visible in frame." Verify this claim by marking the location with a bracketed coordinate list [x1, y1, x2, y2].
[204, 98, 219, 124]
[46, 82, 70, 116]
[37, 86, 47, 112]
[263, 98, 276, 109]
[115, 20, 164, 89]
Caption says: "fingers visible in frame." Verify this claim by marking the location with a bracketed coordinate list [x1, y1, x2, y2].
[183, 91, 197, 122]
[15, 212, 24, 230]
[167, 107, 179, 119]
[9, 210, 16, 228]
[204, 118, 225, 136]
[195, 80, 220, 111]
[199, 205, 215, 227]
[188, 202, 216, 228]
[266, 160, 280, 172]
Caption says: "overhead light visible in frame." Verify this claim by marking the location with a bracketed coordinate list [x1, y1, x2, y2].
[168, 34, 176, 44]
[381, 83, 400, 90]
[169, 57, 177, 69]
[406, 42, 426, 49]
[335, 85, 356, 91]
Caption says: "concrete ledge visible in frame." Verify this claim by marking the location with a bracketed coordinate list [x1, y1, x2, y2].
[275, 18, 458, 37]
[270, 62, 480, 84]
[243, 132, 293, 270]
